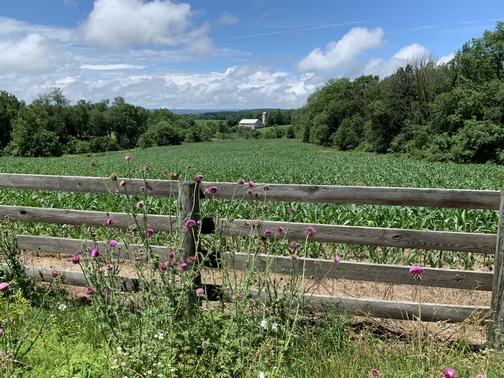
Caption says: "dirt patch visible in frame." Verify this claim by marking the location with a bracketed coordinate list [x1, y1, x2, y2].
[21, 250, 492, 348]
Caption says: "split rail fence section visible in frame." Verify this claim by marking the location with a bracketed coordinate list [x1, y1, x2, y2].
[1, 173, 504, 347]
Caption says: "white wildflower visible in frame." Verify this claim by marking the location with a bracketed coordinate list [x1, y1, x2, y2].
[259, 372, 265, 378]
[58, 303, 67, 311]
[271, 322, 278, 330]
[260, 319, 268, 330]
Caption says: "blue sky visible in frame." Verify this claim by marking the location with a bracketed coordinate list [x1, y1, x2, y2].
[0, 0, 502, 110]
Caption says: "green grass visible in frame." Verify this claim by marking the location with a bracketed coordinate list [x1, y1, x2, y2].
[256, 125, 291, 134]
[193, 119, 225, 126]
[1, 140, 503, 377]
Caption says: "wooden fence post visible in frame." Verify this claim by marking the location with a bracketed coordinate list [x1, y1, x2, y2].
[178, 181, 202, 297]
[489, 188, 504, 349]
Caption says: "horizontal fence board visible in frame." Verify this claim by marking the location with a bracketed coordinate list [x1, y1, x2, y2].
[25, 266, 489, 323]
[18, 235, 493, 291]
[5, 206, 496, 253]
[226, 253, 493, 291]
[0, 173, 499, 209]
[24, 266, 142, 292]
[0, 173, 178, 197]
[0, 206, 177, 231]
[17, 235, 169, 259]
[224, 219, 497, 254]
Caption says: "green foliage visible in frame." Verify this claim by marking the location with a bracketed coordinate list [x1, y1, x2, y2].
[0, 91, 22, 150]
[137, 120, 184, 148]
[291, 22, 504, 164]
[9, 108, 63, 157]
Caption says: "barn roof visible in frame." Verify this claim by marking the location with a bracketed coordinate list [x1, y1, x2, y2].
[239, 119, 260, 123]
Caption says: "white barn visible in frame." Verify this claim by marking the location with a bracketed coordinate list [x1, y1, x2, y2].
[238, 119, 264, 129]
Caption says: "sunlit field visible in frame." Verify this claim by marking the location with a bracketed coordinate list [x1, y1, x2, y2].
[1, 139, 503, 377]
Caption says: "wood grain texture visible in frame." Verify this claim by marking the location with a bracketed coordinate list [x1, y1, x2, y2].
[4, 206, 495, 253]
[0, 206, 177, 231]
[489, 189, 504, 348]
[18, 235, 493, 291]
[0, 173, 179, 197]
[219, 219, 497, 254]
[17, 235, 169, 260]
[22, 265, 490, 323]
[0, 173, 499, 209]
[244, 289, 490, 323]
[224, 252, 493, 291]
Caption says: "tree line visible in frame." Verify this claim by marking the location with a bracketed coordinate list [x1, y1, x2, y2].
[0, 90, 294, 157]
[292, 22, 504, 164]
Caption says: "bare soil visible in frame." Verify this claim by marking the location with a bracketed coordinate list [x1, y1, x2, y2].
[21, 250, 492, 348]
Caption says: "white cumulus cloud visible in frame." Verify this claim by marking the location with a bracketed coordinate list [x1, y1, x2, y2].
[0, 34, 63, 73]
[363, 43, 432, 78]
[78, 0, 204, 50]
[296, 27, 384, 73]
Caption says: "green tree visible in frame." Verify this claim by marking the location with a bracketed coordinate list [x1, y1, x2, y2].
[9, 108, 62, 157]
[0, 91, 22, 150]
[137, 121, 183, 149]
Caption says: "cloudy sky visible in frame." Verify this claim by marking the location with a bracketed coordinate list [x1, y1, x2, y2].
[0, 0, 502, 110]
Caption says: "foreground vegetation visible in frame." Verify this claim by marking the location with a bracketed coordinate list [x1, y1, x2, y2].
[1, 139, 504, 376]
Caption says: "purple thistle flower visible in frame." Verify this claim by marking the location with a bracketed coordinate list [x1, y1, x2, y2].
[289, 207, 296, 214]
[305, 226, 316, 237]
[244, 220, 250, 226]
[334, 256, 341, 263]
[237, 178, 245, 185]
[195, 288, 205, 296]
[106, 218, 113, 225]
[263, 229, 272, 237]
[124, 154, 131, 161]
[290, 241, 299, 249]
[91, 248, 99, 258]
[278, 226, 285, 233]
[106, 264, 113, 271]
[146, 228, 154, 236]
[85, 287, 94, 295]
[71, 255, 80, 264]
[370, 369, 380, 376]
[409, 266, 425, 280]
[159, 262, 168, 271]
[0, 328, 3, 335]
[103, 288, 111, 295]
[135, 257, 140, 261]
[195, 174, 204, 183]
[0, 282, 9, 291]
[291, 254, 297, 259]
[179, 262, 188, 270]
[137, 201, 144, 208]
[208, 186, 218, 193]
[109, 239, 117, 247]
[248, 180, 255, 187]
[442, 368, 458, 378]
[168, 251, 175, 259]
[51, 269, 59, 277]
[185, 219, 197, 229]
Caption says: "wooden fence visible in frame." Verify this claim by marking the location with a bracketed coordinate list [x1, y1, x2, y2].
[0, 173, 503, 348]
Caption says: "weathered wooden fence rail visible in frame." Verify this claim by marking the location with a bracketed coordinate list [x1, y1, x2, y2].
[0, 173, 503, 347]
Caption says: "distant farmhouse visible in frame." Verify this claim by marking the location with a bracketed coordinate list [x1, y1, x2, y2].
[238, 118, 264, 129]
[238, 112, 267, 129]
